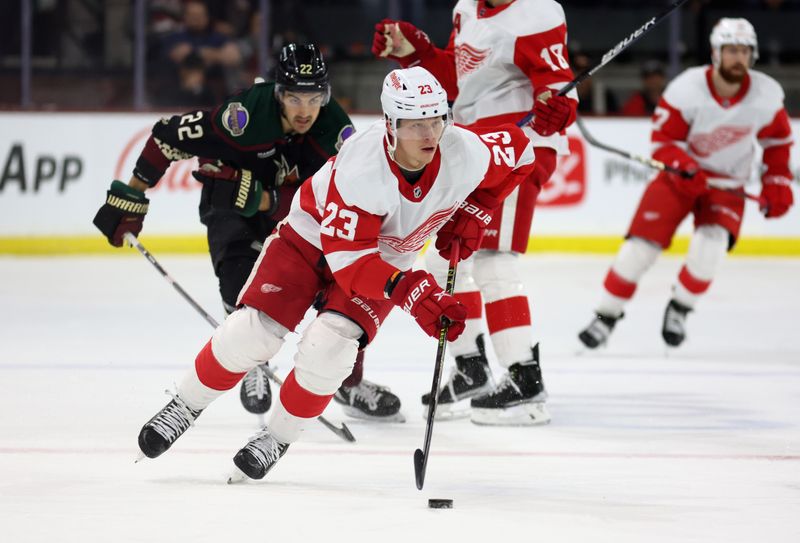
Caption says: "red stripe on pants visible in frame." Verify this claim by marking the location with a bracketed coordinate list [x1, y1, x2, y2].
[280, 370, 334, 418]
[454, 291, 483, 319]
[678, 265, 712, 294]
[485, 296, 531, 334]
[604, 269, 637, 299]
[194, 339, 246, 391]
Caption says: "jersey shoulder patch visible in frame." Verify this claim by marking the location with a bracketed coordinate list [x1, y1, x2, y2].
[310, 98, 356, 155]
[213, 82, 283, 145]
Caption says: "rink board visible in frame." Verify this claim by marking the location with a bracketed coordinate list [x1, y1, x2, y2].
[0, 113, 798, 255]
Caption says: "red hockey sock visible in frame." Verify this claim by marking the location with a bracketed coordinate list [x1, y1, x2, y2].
[280, 370, 334, 418]
[678, 265, 712, 294]
[485, 295, 531, 334]
[194, 339, 246, 391]
[603, 268, 637, 299]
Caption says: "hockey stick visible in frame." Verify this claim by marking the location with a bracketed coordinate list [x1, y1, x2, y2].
[574, 116, 767, 206]
[517, 0, 689, 127]
[123, 232, 356, 443]
[414, 242, 460, 490]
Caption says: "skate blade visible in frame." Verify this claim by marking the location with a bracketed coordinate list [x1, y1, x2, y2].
[134, 451, 146, 463]
[227, 466, 249, 485]
[471, 402, 551, 426]
[423, 403, 471, 421]
[341, 405, 406, 423]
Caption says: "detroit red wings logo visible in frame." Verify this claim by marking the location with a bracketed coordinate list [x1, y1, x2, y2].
[455, 43, 490, 78]
[379, 205, 458, 253]
[688, 126, 751, 158]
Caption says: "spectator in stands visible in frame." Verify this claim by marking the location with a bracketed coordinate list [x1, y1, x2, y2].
[572, 51, 618, 115]
[620, 60, 667, 117]
[162, 0, 242, 97]
[155, 53, 216, 108]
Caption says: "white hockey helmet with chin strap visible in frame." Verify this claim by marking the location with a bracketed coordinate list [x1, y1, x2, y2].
[710, 17, 759, 67]
[381, 67, 451, 159]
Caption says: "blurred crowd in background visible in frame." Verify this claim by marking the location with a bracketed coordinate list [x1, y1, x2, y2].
[2, 0, 800, 114]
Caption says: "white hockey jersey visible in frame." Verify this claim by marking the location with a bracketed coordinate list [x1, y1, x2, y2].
[652, 66, 793, 189]
[407, 0, 577, 154]
[286, 120, 535, 299]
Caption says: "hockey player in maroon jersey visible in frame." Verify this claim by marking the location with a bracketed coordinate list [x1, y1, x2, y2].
[135, 67, 538, 480]
[578, 18, 794, 349]
[372, 0, 577, 425]
[93, 44, 404, 422]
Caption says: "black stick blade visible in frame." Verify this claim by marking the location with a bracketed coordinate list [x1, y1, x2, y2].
[339, 422, 356, 443]
[414, 448, 426, 490]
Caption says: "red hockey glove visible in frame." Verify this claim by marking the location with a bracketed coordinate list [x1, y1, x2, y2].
[661, 155, 707, 198]
[436, 192, 498, 261]
[93, 180, 149, 247]
[371, 19, 432, 63]
[531, 91, 575, 137]
[389, 270, 466, 341]
[760, 175, 794, 218]
[191, 160, 266, 217]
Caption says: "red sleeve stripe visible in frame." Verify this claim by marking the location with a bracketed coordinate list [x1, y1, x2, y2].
[325, 247, 380, 273]
[757, 109, 792, 143]
[298, 181, 322, 221]
[651, 98, 690, 146]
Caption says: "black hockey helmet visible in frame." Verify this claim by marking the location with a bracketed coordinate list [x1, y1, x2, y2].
[275, 43, 331, 105]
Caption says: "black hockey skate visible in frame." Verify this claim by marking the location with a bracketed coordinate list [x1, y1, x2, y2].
[578, 312, 623, 349]
[138, 391, 202, 459]
[470, 344, 550, 426]
[333, 379, 405, 422]
[232, 428, 290, 480]
[421, 334, 493, 420]
[239, 363, 272, 414]
[662, 299, 691, 347]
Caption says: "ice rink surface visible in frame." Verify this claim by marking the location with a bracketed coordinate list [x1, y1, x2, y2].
[1, 253, 798, 543]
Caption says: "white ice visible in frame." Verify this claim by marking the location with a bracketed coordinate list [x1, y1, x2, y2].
[1, 253, 798, 543]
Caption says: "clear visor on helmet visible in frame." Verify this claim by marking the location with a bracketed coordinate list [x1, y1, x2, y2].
[275, 83, 331, 106]
[394, 112, 452, 141]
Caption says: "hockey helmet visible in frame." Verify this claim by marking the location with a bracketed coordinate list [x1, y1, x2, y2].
[275, 43, 331, 105]
[380, 67, 451, 157]
[710, 18, 759, 67]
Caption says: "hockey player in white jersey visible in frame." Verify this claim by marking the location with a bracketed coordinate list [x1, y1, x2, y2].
[372, 0, 577, 425]
[578, 18, 794, 349]
[135, 67, 538, 480]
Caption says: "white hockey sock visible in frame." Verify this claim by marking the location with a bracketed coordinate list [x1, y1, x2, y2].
[267, 397, 309, 445]
[597, 237, 660, 317]
[178, 370, 225, 412]
[673, 225, 728, 309]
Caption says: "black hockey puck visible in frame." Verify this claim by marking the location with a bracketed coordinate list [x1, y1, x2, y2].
[428, 498, 453, 509]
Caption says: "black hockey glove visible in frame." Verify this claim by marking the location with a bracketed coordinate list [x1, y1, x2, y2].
[192, 161, 265, 217]
[93, 180, 150, 247]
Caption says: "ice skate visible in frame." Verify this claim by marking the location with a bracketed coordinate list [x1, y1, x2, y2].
[137, 391, 202, 459]
[578, 312, 622, 349]
[232, 427, 290, 480]
[662, 299, 691, 347]
[421, 335, 494, 420]
[471, 344, 550, 426]
[239, 363, 272, 414]
[334, 379, 405, 422]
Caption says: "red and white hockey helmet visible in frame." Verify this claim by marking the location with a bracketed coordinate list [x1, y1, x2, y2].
[381, 67, 451, 157]
[710, 18, 759, 67]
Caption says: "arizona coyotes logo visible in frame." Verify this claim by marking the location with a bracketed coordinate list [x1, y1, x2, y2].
[455, 42, 490, 78]
[688, 126, 751, 158]
[379, 205, 458, 253]
[274, 154, 300, 186]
